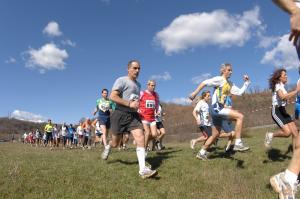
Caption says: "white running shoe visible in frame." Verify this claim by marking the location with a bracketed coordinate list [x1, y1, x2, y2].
[196, 152, 208, 161]
[233, 142, 250, 152]
[139, 166, 157, 179]
[270, 172, 298, 199]
[101, 145, 111, 160]
[264, 132, 273, 148]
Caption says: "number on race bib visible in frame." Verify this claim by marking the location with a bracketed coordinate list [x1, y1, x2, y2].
[145, 100, 155, 109]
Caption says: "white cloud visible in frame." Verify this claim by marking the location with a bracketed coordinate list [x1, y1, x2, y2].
[154, 6, 262, 54]
[5, 57, 17, 64]
[150, 71, 171, 81]
[61, 39, 76, 47]
[167, 97, 191, 105]
[10, 110, 47, 123]
[43, 21, 62, 37]
[25, 43, 69, 73]
[261, 34, 299, 70]
[191, 73, 211, 84]
[257, 35, 280, 48]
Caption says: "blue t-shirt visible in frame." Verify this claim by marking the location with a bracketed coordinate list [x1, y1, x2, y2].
[68, 127, 75, 135]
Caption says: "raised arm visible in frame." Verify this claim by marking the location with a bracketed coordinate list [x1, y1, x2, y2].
[230, 75, 251, 96]
[189, 82, 206, 101]
[189, 76, 223, 101]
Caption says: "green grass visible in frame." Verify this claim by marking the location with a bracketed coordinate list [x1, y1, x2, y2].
[0, 128, 298, 199]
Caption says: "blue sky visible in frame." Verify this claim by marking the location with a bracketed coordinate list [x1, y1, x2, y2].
[1, 0, 299, 124]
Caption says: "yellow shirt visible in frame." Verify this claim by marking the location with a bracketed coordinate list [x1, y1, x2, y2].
[44, 123, 54, 133]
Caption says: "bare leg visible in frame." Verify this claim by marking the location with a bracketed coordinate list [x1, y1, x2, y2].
[143, 124, 151, 149]
[101, 125, 108, 146]
[227, 109, 243, 139]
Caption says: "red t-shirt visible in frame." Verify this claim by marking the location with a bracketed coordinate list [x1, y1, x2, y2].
[139, 90, 159, 122]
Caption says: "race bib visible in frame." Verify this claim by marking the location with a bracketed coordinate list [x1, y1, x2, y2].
[145, 100, 155, 109]
[99, 102, 110, 112]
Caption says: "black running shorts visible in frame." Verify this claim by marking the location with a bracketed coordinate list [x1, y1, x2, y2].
[156, 122, 164, 129]
[271, 106, 293, 128]
[110, 109, 143, 135]
[199, 125, 212, 137]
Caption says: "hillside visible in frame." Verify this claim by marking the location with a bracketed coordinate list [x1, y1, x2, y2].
[0, 91, 296, 142]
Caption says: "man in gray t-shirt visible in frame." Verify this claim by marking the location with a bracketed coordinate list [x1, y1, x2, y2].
[112, 76, 141, 112]
[101, 60, 157, 179]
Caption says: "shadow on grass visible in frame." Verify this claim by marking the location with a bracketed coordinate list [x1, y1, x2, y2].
[107, 149, 182, 170]
[146, 149, 182, 169]
[108, 159, 138, 165]
[262, 148, 291, 164]
[208, 149, 246, 169]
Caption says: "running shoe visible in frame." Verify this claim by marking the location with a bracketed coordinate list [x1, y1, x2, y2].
[270, 172, 299, 199]
[190, 139, 196, 150]
[264, 132, 273, 148]
[101, 145, 111, 160]
[196, 152, 208, 161]
[139, 167, 157, 179]
[233, 143, 250, 152]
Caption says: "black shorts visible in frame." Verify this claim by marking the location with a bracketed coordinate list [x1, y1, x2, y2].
[110, 109, 143, 135]
[271, 106, 293, 128]
[46, 133, 53, 141]
[156, 121, 164, 129]
[199, 125, 212, 137]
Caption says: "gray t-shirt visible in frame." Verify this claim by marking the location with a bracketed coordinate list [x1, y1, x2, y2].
[112, 76, 141, 112]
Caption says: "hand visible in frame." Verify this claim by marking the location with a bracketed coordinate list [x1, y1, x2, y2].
[129, 100, 139, 110]
[243, 75, 249, 81]
[196, 119, 201, 125]
[189, 92, 196, 101]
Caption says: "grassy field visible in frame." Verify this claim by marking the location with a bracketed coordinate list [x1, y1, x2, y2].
[0, 128, 298, 199]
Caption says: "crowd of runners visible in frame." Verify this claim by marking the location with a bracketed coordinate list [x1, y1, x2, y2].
[21, 104, 167, 152]
[14, 0, 300, 198]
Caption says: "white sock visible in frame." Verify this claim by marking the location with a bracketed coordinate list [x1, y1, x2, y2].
[200, 148, 206, 155]
[136, 147, 146, 172]
[284, 169, 298, 184]
[105, 145, 110, 149]
[235, 139, 242, 145]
